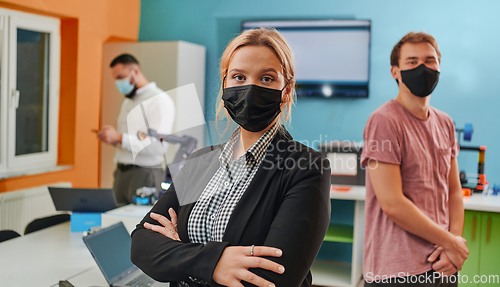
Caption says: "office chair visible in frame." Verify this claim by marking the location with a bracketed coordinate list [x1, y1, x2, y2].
[24, 214, 70, 235]
[0, 230, 21, 243]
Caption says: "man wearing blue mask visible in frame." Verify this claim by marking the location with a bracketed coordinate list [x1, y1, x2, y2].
[97, 54, 175, 204]
[361, 32, 467, 286]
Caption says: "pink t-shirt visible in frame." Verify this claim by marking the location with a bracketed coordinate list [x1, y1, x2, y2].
[360, 100, 459, 279]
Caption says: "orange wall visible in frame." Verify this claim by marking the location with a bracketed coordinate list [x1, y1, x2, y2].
[0, 0, 140, 192]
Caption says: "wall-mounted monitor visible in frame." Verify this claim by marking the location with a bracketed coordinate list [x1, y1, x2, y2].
[242, 19, 371, 98]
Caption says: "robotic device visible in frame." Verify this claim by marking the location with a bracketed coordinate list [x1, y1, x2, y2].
[132, 128, 197, 205]
[131, 102, 198, 204]
[456, 123, 487, 194]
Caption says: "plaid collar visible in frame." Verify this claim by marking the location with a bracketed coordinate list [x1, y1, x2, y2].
[219, 123, 280, 166]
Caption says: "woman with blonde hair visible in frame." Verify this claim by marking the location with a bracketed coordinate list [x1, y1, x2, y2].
[131, 27, 331, 287]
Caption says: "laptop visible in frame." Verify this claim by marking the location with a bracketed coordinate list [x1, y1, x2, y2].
[83, 222, 169, 287]
[49, 187, 118, 212]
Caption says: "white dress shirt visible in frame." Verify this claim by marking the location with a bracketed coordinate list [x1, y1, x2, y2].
[114, 82, 175, 167]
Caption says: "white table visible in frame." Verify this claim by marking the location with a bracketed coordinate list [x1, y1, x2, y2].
[330, 185, 366, 201]
[101, 204, 152, 233]
[329, 184, 500, 212]
[0, 222, 108, 287]
[56, 266, 109, 287]
[0, 204, 158, 287]
[463, 193, 500, 212]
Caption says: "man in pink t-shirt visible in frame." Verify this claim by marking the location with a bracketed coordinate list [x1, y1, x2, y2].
[361, 32, 469, 286]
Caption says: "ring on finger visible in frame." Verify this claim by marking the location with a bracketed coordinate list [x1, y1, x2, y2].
[250, 245, 254, 256]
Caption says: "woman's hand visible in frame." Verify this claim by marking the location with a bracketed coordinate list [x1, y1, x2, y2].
[143, 208, 180, 241]
[213, 246, 285, 287]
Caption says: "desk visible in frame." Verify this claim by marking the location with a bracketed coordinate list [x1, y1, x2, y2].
[329, 185, 500, 211]
[463, 194, 500, 212]
[0, 204, 164, 287]
[0, 222, 107, 287]
[101, 204, 152, 233]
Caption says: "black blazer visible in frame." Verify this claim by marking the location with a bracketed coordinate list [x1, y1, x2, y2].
[131, 129, 331, 287]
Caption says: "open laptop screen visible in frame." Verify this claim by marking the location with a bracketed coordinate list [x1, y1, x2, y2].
[83, 222, 135, 282]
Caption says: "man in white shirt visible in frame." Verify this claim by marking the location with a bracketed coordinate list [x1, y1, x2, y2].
[98, 54, 175, 204]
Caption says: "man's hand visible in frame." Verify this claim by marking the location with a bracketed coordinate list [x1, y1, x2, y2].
[97, 125, 122, 145]
[442, 235, 469, 271]
[428, 246, 457, 276]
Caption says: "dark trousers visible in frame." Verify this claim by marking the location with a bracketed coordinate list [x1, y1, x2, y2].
[113, 165, 164, 205]
[364, 270, 458, 287]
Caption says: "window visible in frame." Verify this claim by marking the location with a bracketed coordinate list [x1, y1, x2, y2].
[0, 8, 60, 176]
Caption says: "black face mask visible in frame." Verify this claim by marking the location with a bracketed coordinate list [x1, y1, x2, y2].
[400, 64, 440, 97]
[222, 84, 284, 132]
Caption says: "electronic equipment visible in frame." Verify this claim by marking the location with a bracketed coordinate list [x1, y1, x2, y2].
[48, 187, 118, 213]
[319, 141, 365, 186]
[459, 145, 487, 193]
[456, 123, 488, 193]
[242, 19, 371, 98]
[136, 128, 197, 203]
[83, 222, 168, 287]
[132, 187, 157, 205]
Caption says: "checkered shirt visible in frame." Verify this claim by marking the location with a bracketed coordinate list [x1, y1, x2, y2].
[187, 123, 280, 245]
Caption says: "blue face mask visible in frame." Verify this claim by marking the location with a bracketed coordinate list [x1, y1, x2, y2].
[115, 72, 136, 97]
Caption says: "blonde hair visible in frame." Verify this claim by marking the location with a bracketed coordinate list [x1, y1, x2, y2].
[215, 27, 296, 136]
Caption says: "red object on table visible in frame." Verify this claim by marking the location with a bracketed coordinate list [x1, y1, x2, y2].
[331, 186, 353, 192]
[462, 188, 471, 197]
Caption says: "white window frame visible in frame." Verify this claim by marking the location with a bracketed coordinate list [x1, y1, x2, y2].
[0, 8, 60, 176]
[0, 15, 8, 174]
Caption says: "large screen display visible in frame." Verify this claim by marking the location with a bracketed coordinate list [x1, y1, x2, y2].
[242, 20, 371, 98]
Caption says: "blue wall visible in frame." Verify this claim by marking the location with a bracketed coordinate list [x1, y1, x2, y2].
[139, 0, 500, 187]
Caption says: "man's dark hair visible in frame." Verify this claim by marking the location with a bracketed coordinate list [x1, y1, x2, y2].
[390, 32, 441, 67]
[110, 53, 139, 68]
